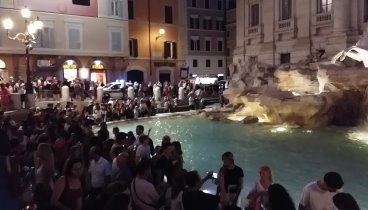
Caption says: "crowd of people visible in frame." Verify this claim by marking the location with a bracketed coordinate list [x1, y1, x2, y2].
[0, 99, 362, 210]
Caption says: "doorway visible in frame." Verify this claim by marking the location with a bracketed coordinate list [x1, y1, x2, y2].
[127, 70, 144, 83]
[159, 72, 171, 85]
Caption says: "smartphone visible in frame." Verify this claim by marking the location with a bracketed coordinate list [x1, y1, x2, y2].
[212, 172, 218, 179]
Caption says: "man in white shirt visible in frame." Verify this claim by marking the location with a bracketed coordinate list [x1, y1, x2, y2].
[299, 172, 344, 210]
[88, 146, 111, 209]
[131, 158, 162, 210]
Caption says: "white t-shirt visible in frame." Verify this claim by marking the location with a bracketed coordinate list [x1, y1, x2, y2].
[136, 144, 151, 161]
[131, 177, 160, 210]
[299, 181, 339, 210]
[88, 157, 112, 188]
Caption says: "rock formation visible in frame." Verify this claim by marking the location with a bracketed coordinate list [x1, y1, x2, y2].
[225, 33, 368, 126]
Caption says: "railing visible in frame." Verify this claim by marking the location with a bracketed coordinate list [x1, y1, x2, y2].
[315, 12, 332, 23]
[248, 26, 259, 34]
[278, 19, 291, 29]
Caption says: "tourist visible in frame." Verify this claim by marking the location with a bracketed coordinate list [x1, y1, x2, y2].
[110, 132, 127, 158]
[217, 152, 244, 207]
[34, 143, 55, 210]
[0, 83, 11, 111]
[182, 170, 220, 210]
[87, 146, 111, 209]
[155, 142, 175, 185]
[246, 165, 273, 210]
[51, 158, 83, 210]
[97, 122, 109, 141]
[333, 193, 360, 210]
[299, 172, 344, 210]
[131, 158, 163, 210]
[268, 183, 296, 210]
[136, 135, 151, 163]
[112, 152, 132, 189]
[172, 141, 184, 170]
[0, 129, 21, 210]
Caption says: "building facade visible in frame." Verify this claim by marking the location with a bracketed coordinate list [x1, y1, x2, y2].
[234, 0, 365, 67]
[126, 0, 185, 84]
[0, 0, 129, 84]
[226, 0, 237, 75]
[185, 0, 228, 77]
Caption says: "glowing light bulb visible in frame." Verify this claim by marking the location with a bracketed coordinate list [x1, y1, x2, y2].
[21, 7, 31, 18]
[2, 18, 13, 30]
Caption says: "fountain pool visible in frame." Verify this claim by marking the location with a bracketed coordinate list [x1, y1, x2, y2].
[108, 116, 368, 208]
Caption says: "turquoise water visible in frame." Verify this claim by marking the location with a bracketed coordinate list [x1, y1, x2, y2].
[108, 116, 368, 209]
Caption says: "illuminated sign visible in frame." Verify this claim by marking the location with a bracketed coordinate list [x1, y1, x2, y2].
[0, 59, 5, 69]
[63, 64, 77, 69]
[91, 64, 105, 70]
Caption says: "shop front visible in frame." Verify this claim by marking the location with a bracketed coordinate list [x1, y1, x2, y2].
[63, 60, 78, 81]
[0, 59, 7, 83]
[90, 60, 106, 85]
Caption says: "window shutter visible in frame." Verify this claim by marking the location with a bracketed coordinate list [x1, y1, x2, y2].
[68, 28, 80, 49]
[49, 28, 55, 48]
[164, 42, 171, 58]
[133, 39, 138, 57]
[111, 31, 122, 51]
[118, 0, 123, 17]
[108, 0, 113, 16]
[172, 42, 177, 59]
[196, 40, 200, 51]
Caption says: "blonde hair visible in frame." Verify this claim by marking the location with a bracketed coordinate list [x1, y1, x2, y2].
[37, 143, 55, 183]
[259, 165, 273, 183]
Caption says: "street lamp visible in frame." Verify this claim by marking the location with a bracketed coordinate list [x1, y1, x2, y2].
[156, 28, 165, 40]
[2, 7, 43, 95]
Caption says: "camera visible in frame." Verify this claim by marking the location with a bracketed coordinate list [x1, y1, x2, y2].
[212, 172, 218, 179]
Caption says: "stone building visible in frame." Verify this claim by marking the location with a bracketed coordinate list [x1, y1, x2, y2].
[234, 0, 365, 67]
[185, 0, 228, 76]
[126, 0, 186, 84]
[0, 0, 129, 84]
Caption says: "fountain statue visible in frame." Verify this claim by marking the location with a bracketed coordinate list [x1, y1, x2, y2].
[224, 28, 368, 127]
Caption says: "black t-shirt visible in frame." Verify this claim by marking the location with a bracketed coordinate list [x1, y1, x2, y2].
[220, 165, 244, 193]
[156, 155, 174, 184]
[182, 191, 220, 210]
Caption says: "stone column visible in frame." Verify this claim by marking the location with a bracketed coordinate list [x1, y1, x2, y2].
[333, 0, 351, 34]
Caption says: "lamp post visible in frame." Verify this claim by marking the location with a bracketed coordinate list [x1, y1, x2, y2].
[2, 7, 43, 95]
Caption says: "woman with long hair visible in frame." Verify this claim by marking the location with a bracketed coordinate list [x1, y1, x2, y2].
[333, 193, 360, 210]
[51, 158, 84, 210]
[246, 165, 273, 210]
[267, 184, 296, 210]
[34, 143, 55, 210]
[0, 83, 11, 111]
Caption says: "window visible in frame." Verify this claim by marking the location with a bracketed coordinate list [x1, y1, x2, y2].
[217, 0, 222, 10]
[191, 0, 197, 7]
[218, 60, 223, 67]
[111, 84, 121, 89]
[250, 4, 260, 26]
[206, 60, 211, 67]
[203, 18, 212, 30]
[129, 38, 138, 57]
[216, 19, 224, 30]
[72, 0, 90, 6]
[165, 6, 173, 24]
[280, 0, 292, 20]
[205, 39, 211, 51]
[36, 27, 55, 48]
[190, 38, 200, 51]
[108, 0, 123, 17]
[111, 31, 122, 51]
[217, 40, 223, 51]
[205, 0, 210, 8]
[226, 48, 230, 56]
[317, 0, 332, 14]
[128, 0, 134, 19]
[164, 41, 177, 58]
[193, 59, 198, 67]
[67, 28, 81, 49]
[280, 53, 291, 64]
[190, 16, 200, 29]
[365, 0, 368, 22]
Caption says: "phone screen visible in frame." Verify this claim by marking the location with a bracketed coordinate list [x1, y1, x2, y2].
[212, 173, 218, 179]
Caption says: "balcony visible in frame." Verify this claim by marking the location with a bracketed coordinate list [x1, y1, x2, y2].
[276, 19, 294, 32]
[246, 25, 262, 37]
[313, 12, 332, 26]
